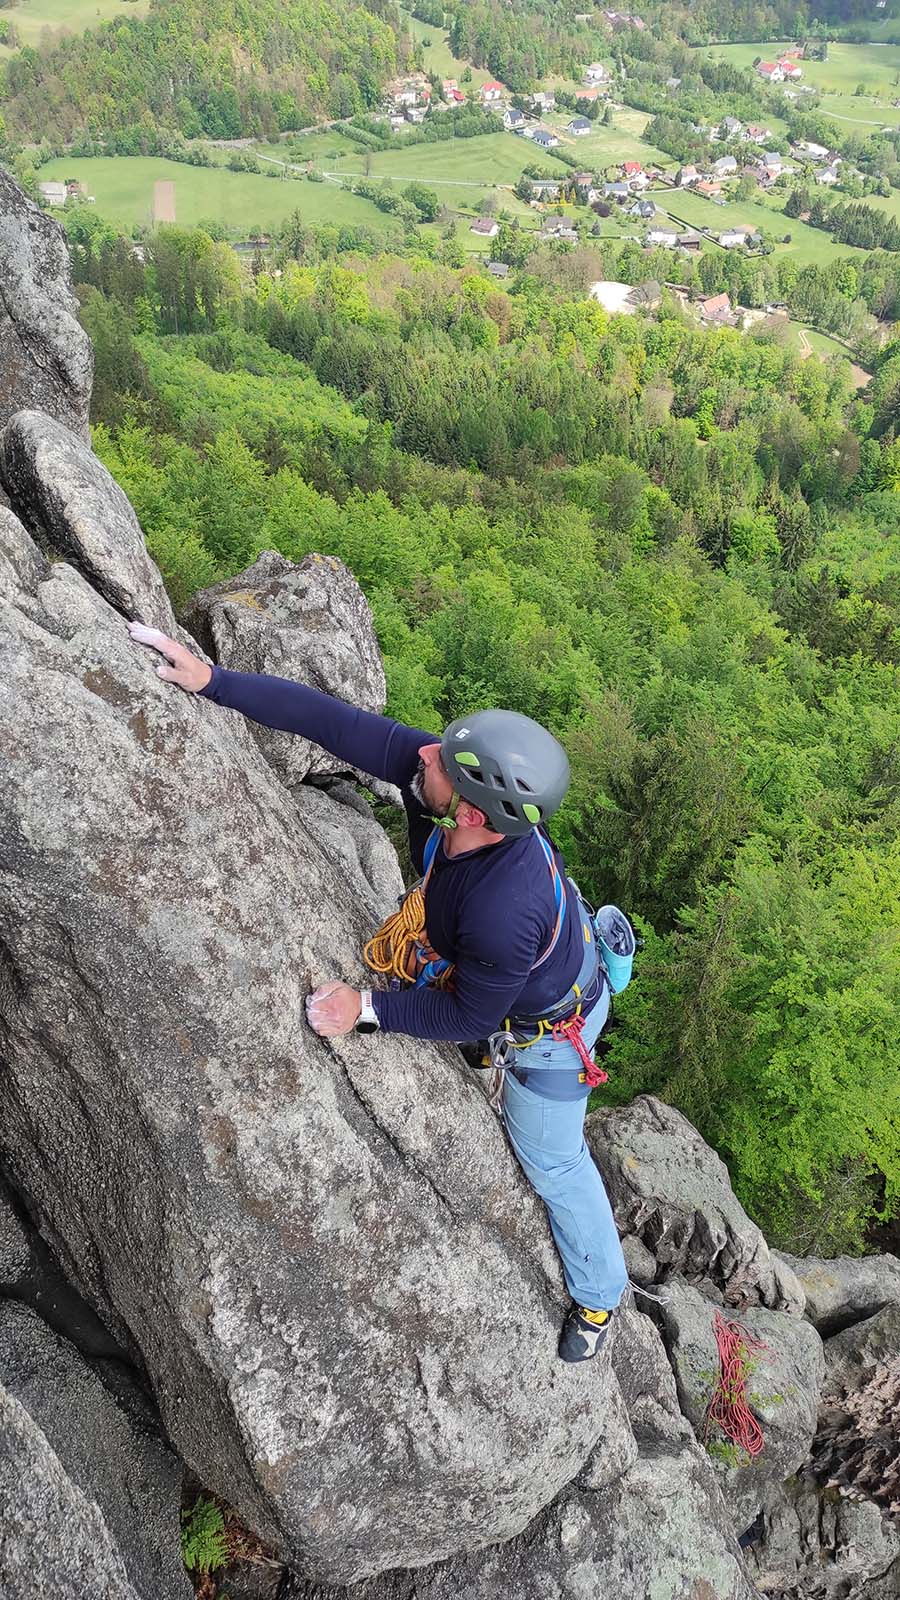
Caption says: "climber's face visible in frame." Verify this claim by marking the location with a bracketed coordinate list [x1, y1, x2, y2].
[415, 742, 454, 812]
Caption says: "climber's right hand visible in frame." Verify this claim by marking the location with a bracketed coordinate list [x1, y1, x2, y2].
[128, 621, 213, 693]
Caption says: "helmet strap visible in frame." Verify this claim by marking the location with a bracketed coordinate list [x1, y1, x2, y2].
[431, 790, 460, 830]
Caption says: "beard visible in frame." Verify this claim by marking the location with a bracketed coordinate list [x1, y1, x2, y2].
[411, 762, 427, 807]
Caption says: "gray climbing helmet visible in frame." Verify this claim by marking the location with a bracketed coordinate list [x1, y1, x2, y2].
[440, 709, 570, 837]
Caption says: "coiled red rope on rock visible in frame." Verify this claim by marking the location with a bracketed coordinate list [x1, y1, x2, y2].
[704, 1310, 768, 1460]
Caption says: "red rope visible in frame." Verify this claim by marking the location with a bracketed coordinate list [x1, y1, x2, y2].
[704, 1311, 767, 1459]
[551, 1012, 608, 1087]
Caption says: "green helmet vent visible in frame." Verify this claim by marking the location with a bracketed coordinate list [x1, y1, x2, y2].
[454, 751, 481, 767]
[522, 802, 542, 824]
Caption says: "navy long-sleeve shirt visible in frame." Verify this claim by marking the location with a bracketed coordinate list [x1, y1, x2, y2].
[199, 667, 591, 1046]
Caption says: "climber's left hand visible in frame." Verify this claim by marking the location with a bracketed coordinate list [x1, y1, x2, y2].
[305, 982, 361, 1036]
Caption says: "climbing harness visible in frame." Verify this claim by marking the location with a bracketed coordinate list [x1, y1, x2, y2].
[704, 1310, 768, 1460]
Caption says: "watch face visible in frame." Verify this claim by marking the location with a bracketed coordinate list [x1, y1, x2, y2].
[355, 1020, 379, 1034]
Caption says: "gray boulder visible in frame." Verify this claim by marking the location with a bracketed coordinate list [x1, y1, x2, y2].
[0, 1299, 190, 1599]
[651, 1279, 825, 1534]
[182, 550, 392, 787]
[587, 1096, 805, 1313]
[775, 1250, 900, 1336]
[281, 1309, 756, 1600]
[744, 1470, 900, 1599]
[811, 1305, 900, 1518]
[0, 170, 92, 441]
[0, 409, 176, 630]
[0, 506, 618, 1583]
[299, 781, 404, 918]
[0, 1384, 140, 1600]
[0, 1177, 30, 1283]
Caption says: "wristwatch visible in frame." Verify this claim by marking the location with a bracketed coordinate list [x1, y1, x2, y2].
[355, 989, 380, 1035]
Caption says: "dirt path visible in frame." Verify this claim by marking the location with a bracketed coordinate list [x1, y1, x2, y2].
[796, 328, 812, 357]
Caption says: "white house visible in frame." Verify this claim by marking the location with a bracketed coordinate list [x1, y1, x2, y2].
[719, 228, 750, 248]
[796, 140, 829, 160]
[532, 128, 559, 149]
[722, 116, 742, 137]
[38, 181, 67, 207]
[583, 62, 610, 84]
[756, 62, 784, 82]
[480, 81, 504, 103]
[470, 217, 499, 237]
[816, 164, 841, 185]
[532, 89, 556, 111]
[713, 155, 738, 176]
[647, 228, 678, 247]
[568, 116, 592, 135]
[677, 164, 699, 187]
[504, 106, 525, 129]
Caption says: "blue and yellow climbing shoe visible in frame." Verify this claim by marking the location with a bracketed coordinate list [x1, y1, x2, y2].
[559, 1304, 615, 1363]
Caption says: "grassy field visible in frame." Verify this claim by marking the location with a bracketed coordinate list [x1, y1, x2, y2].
[654, 184, 868, 262]
[399, 7, 494, 90]
[334, 130, 571, 188]
[0, 0, 148, 54]
[37, 156, 392, 235]
[541, 105, 671, 171]
[702, 39, 900, 100]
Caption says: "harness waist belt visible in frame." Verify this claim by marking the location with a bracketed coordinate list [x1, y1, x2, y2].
[509, 894, 603, 1031]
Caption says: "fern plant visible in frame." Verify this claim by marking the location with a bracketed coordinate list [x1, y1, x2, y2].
[181, 1496, 229, 1575]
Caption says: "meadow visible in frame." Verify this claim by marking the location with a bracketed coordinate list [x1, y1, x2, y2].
[0, 0, 148, 54]
[37, 156, 392, 235]
[656, 183, 870, 262]
[398, 7, 494, 90]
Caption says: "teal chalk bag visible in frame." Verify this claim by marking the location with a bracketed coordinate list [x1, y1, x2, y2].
[594, 905, 637, 994]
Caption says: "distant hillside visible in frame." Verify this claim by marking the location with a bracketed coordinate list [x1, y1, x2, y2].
[0, 0, 405, 142]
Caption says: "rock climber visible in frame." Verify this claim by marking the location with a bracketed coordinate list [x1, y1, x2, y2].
[129, 621, 628, 1362]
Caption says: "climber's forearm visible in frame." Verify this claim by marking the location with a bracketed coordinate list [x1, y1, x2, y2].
[199, 666, 429, 786]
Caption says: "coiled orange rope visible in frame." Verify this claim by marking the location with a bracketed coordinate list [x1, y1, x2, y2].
[363, 886, 455, 988]
[704, 1311, 767, 1459]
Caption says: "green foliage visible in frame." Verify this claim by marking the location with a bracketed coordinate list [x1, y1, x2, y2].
[181, 1497, 228, 1575]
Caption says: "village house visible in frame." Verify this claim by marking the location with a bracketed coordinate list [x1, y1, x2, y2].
[744, 123, 772, 144]
[531, 179, 561, 199]
[697, 291, 733, 325]
[442, 79, 457, 93]
[405, 106, 426, 123]
[756, 62, 784, 82]
[761, 150, 785, 172]
[647, 227, 678, 247]
[38, 181, 67, 207]
[573, 171, 594, 193]
[719, 227, 752, 248]
[696, 180, 724, 200]
[532, 128, 559, 149]
[603, 180, 630, 200]
[816, 163, 841, 185]
[504, 106, 525, 129]
[532, 89, 556, 112]
[796, 139, 830, 160]
[446, 86, 466, 104]
[603, 10, 645, 30]
[623, 160, 643, 179]
[583, 62, 610, 85]
[677, 164, 699, 187]
[713, 155, 738, 176]
[569, 116, 592, 135]
[539, 220, 579, 242]
[630, 279, 662, 309]
[577, 86, 601, 102]
[626, 197, 656, 218]
[480, 81, 504, 103]
[486, 260, 510, 278]
[777, 57, 802, 78]
[721, 116, 742, 137]
[678, 231, 702, 252]
[470, 217, 499, 237]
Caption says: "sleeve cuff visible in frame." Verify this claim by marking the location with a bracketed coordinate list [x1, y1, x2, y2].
[371, 990, 392, 1031]
[198, 663, 221, 698]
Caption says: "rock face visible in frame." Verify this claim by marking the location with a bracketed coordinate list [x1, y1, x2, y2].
[587, 1096, 805, 1313]
[744, 1470, 900, 1599]
[776, 1250, 900, 1336]
[282, 1309, 757, 1600]
[812, 1305, 900, 1517]
[0, 1384, 141, 1600]
[182, 550, 391, 787]
[0, 1300, 190, 1599]
[0, 494, 616, 1584]
[651, 1278, 825, 1535]
[0, 409, 176, 630]
[0, 172, 92, 441]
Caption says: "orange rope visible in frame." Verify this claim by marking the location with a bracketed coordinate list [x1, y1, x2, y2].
[363, 886, 455, 988]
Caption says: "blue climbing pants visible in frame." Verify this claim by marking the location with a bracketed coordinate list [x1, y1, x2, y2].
[501, 1024, 628, 1313]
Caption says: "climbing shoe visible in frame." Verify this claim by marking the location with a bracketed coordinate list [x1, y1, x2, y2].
[558, 1304, 615, 1363]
